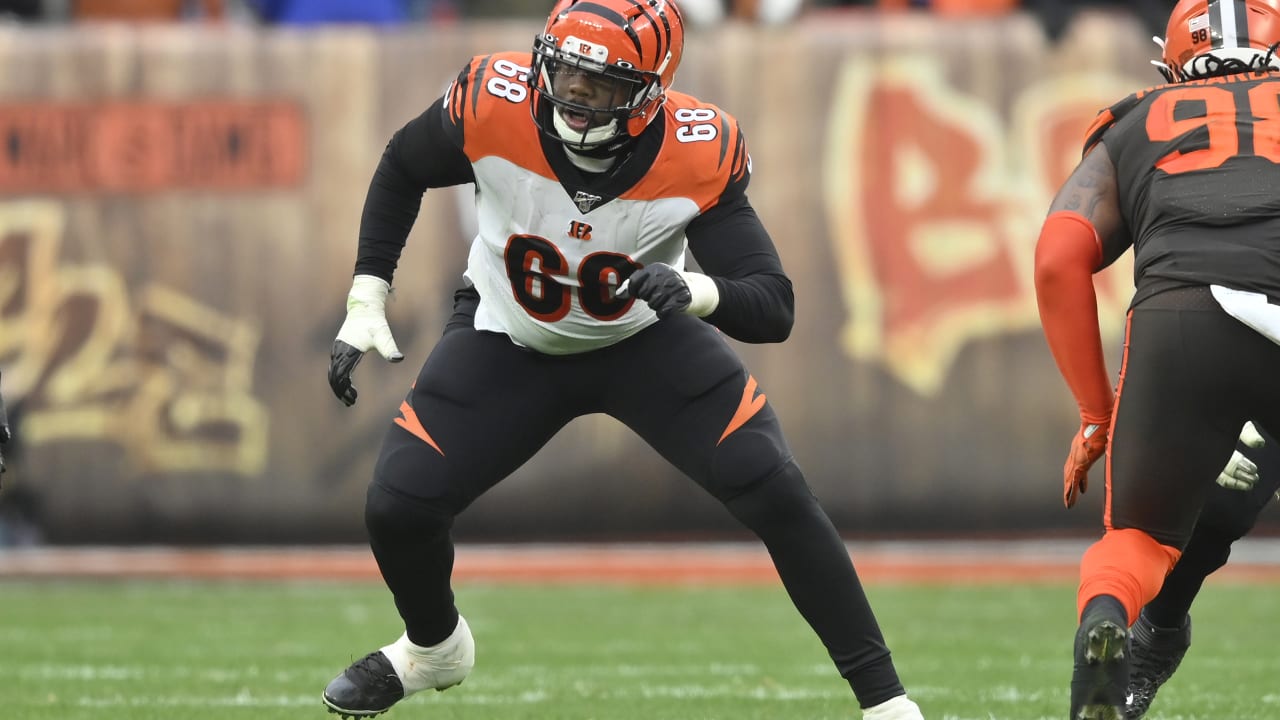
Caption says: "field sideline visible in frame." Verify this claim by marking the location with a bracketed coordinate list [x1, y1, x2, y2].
[2, 538, 1280, 582]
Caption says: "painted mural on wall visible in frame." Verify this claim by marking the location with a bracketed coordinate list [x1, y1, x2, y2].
[0, 17, 1229, 541]
[823, 57, 1142, 395]
[0, 202, 267, 476]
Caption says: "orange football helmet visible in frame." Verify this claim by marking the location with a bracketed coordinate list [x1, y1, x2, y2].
[1156, 0, 1280, 81]
[530, 0, 685, 151]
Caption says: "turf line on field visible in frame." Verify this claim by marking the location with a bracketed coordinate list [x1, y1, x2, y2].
[1, 540, 1278, 583]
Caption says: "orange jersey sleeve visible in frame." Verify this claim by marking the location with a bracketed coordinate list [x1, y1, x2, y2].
[443, 52, 554, 179]
[622, 91, 751, 213]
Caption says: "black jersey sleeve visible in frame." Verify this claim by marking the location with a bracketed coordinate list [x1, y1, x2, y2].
[353, 96, 475, 281]
[1082, 91, 1144, 157]
[686, 178, 794, 344]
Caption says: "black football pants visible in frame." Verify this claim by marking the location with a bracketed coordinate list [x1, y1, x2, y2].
[1143, 425, 1279, 627]
[363, 305, 905, 707]
[1107, 287, 1280, 550]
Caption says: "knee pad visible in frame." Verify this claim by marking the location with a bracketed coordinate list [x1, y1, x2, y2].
[365, 482, 453, 544]
[1179, 519, 1236, 575]
[707, 428, 794, 502]
[721, 461, 820, 529]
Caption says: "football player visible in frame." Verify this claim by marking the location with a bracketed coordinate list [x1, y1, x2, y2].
[1126, 421, 1278, 719]
[1034, 0, 1280, 717]
[321, 2, 924, 719]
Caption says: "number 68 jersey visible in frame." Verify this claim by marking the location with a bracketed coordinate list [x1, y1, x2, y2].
[1083, 70, 1280, 306]
[438, 51, 752, 355]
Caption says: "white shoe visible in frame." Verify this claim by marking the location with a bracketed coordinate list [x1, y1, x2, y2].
[380, 615, 475, 697]
[862, 694, 924, 720]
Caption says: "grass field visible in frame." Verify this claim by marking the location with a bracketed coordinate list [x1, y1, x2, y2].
[3, 578, 1277, 720]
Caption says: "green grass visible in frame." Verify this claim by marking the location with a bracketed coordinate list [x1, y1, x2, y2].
[2, 579, 1277, 719]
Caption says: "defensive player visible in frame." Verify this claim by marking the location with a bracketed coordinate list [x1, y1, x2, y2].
[0, 369, 9, 485]
[1034, 0, 1280, 717]
[320, 2, 924, 719]
[1126, 422, 1278, 718]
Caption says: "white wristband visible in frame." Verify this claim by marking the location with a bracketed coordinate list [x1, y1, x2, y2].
[678, 270, 720, 317]
[348, 274, 392, 311]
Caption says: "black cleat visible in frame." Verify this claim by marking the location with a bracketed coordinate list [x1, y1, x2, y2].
[1070, 611, 1130, 720]
[1124, 612, 1191, 719]
[322, 651, 405, 718]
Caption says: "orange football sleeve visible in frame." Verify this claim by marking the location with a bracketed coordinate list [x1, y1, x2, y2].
[1034, 211, 1114, 424]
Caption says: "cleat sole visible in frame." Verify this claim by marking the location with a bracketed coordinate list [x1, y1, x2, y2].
[322, 696, 388, 718]
[1085, 621, 1127, 664]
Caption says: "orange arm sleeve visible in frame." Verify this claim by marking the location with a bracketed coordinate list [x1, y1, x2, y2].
[1034, 211, 1114, 424]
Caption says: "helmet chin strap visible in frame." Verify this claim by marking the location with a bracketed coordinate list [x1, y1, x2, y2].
[552, 110, 619, 172]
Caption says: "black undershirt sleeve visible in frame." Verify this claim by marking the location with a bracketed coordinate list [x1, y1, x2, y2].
[354, 97, 475, 281]
[686, 192, 795, 344]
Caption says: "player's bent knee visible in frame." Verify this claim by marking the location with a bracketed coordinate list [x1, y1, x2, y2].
[720, 461, 820, 528]
[707, 429, 797, 501]
[1198, 488, 1267, 541]
[365, 481, 454, 541]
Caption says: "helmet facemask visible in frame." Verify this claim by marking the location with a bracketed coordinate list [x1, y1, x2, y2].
[530, 32, 666, 154]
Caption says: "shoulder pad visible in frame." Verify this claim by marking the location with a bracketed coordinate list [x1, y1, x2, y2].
[1081, 91, 1145, 157]
[444, 52, 546, 169]
[626, 92, 750, 211]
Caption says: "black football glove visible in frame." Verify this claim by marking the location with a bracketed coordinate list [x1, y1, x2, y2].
[618, 263, 691, 318]
[328, 340, 366, 407]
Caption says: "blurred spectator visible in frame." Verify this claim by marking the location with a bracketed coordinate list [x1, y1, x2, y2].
[681, 0, 806, 26]
[74, 0, 224, 21]
[445, 0, 549, 17]
[1024, 0, 1171, 42]
[876, 0, 1017, 14]
[407, 0, 455, 22]
[0, 0, 43, 20]
[245, 0, 409, 25]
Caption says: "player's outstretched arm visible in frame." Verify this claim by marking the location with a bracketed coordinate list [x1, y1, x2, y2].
[328, 94, 475, 407]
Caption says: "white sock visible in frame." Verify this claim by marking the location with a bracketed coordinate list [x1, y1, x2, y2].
[379, 616, 475, 695]
[862, 694, 924, 720]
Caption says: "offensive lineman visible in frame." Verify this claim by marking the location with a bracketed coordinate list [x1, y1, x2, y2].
[320, 2, 925, 719]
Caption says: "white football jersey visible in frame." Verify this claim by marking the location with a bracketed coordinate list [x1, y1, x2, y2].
[443, 51, 750, 355]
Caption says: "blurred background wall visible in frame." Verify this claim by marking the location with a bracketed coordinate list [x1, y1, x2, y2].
[3, 0, 1262, 544]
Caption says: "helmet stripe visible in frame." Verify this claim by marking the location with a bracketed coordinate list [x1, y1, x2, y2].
[573, 2, 644, 60]
[622, 0, 668, 68]
[652, 2, 674, 62]
[1234, 0, 1250, 49]
[1211, 0, 1251, 49]
[1210, 0, 1229, 49]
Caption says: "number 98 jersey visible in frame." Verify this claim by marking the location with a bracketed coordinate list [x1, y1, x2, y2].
[1084, 70, 1280, 306]
[439, 52, 752, 355]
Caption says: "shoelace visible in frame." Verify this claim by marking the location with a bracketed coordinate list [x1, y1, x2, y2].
[348, 653, 402, 692]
